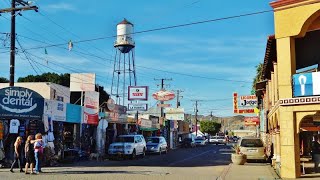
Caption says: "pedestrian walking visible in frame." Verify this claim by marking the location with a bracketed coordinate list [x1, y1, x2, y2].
[25, 135, 36, 174]
[312, 135, 320, 173]
[34, 133, 43, 174]
[9, 136, 24, 173]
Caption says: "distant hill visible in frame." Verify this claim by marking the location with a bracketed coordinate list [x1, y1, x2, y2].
[185, 114, 256, 133]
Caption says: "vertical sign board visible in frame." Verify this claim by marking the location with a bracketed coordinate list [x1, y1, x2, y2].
[83, 91, 99, 125]
[128, 86, 148, 101]
[66, 103, 83, 123]
[0, 87, 44, 120]
[233, 92, 238, 113]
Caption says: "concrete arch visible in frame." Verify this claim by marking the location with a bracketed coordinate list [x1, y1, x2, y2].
[299, 9, 320, 37]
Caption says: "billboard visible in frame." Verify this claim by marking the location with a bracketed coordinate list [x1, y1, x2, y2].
[44, 99, 67, 122]
[83, 91, 99, 125]
[70, 73, 96, 92]
[152, 90, 175, 101]
[0, 87, 44, 120]
[128, 86, 148, 101]
[292, 72, 320, 97]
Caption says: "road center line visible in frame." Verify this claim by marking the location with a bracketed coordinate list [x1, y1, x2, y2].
[168, 149, 217, 166]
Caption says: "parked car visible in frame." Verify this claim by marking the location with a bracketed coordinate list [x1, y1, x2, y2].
[146, 136, 168, 155]
[195, 136, 208, 146]
[238, 136, 267, 161]
[108, 135, 146, 159]
[209, 136, 227, 145]
[181, 137, 196, 148]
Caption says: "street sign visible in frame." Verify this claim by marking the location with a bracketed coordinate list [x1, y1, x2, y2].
[128, 103, 148, 111]
[157, 104, 171, 107]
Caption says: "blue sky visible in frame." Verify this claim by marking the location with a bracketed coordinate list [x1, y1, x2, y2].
[0, 0, 275, 117]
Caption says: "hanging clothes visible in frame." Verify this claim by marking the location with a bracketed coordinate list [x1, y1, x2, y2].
[68, 40, 73, 51]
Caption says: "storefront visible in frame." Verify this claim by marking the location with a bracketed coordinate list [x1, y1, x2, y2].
[0, 87, 44, 163]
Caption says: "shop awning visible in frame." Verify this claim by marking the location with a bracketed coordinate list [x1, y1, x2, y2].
[140, 127, 159, 131]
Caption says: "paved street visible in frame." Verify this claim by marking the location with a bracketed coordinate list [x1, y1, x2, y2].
[0, 144, 232, 180]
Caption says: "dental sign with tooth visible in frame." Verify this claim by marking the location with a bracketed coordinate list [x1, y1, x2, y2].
[0, 87, 44, 119]
[293, 72, 320, 97]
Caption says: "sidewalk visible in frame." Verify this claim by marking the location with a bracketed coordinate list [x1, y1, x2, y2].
[218, 163, 281, 180]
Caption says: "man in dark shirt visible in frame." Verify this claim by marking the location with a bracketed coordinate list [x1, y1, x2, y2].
[312, 135, 320, 173]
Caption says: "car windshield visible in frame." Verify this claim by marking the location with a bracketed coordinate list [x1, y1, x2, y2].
[115, 136, 134, 143]
[240, 139, 263, 147]
[147, 138, 159, 143]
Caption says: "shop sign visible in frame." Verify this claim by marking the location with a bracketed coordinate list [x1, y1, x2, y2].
[128, 86, 148, 101]
[128, 103, 148, 111]
[244, 116, 260, 126]
[292, 72, 320, 97]
[139, 119, 152, 128]
[66, 103, 82, 123]
[233, 92, 256, 114]
[0, 87, 44, 120]
[240, 95, 257, 107]
[152, 90, 175, 101]
[165, 108, 184, 120]
[106, 98, 115, 111]
[44, 99, 67, 122]
[83, 91, 99, 125]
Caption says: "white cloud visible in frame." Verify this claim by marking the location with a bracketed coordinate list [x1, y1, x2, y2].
[44, 3, 77, 12]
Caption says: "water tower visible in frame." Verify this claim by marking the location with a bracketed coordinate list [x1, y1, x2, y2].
[111, 18, 137, 105]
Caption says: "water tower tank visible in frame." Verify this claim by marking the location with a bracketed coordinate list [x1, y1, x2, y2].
[114, 18, 135, 53]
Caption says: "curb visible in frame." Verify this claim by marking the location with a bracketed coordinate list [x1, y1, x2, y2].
[267, 165, 282, 179]
[216, 163, 232, 180]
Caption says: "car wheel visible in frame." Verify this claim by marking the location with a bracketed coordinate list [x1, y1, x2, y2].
[142, 148, 146, 158]
[131, 149, 136, 160]
[164, 148, 168, 154]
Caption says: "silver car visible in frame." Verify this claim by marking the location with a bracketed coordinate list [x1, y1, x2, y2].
[238, 137, 267, 161]
[146, 136, 168, 155]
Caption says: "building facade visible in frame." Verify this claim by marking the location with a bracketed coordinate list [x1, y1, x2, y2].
[257, 0, 320, 178]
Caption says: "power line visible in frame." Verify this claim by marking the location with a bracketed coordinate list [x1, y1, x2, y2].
[21, 9, 272, 51]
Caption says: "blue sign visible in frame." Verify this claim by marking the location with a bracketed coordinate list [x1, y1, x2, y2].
[66, 103, 82, 123]
[292, 72, 320, 97]
[0, 87, 44, 120]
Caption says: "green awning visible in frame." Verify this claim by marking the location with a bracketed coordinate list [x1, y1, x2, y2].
[140, 127, 159, 131]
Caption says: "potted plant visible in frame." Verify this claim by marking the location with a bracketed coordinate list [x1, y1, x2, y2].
[231, 144, 247, 165]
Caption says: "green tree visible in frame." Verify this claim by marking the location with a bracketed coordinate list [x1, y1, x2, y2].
[252, 63, 263, 95]
[199, 120, 221, 135]
[0, 77, 9, 83]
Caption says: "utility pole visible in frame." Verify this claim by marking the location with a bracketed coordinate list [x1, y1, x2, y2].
[191, 100, 201, 137]
[0, 0, 38, 86]
[176, 90, 183, 108]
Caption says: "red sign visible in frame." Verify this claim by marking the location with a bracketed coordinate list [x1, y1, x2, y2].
[157, 104, 171, 107]
[152, 90, 175, 101]
[244, 116, 260, 126]
[83, 91, 99, 125]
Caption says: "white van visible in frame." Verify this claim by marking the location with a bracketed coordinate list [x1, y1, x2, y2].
[108, 135, 146, 159]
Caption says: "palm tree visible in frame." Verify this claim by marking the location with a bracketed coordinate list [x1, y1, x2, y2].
[252, 63, 263, 94]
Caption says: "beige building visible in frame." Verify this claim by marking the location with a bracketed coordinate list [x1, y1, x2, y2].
[0, 82, 70, 103]
[257, 0, 320, 178]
